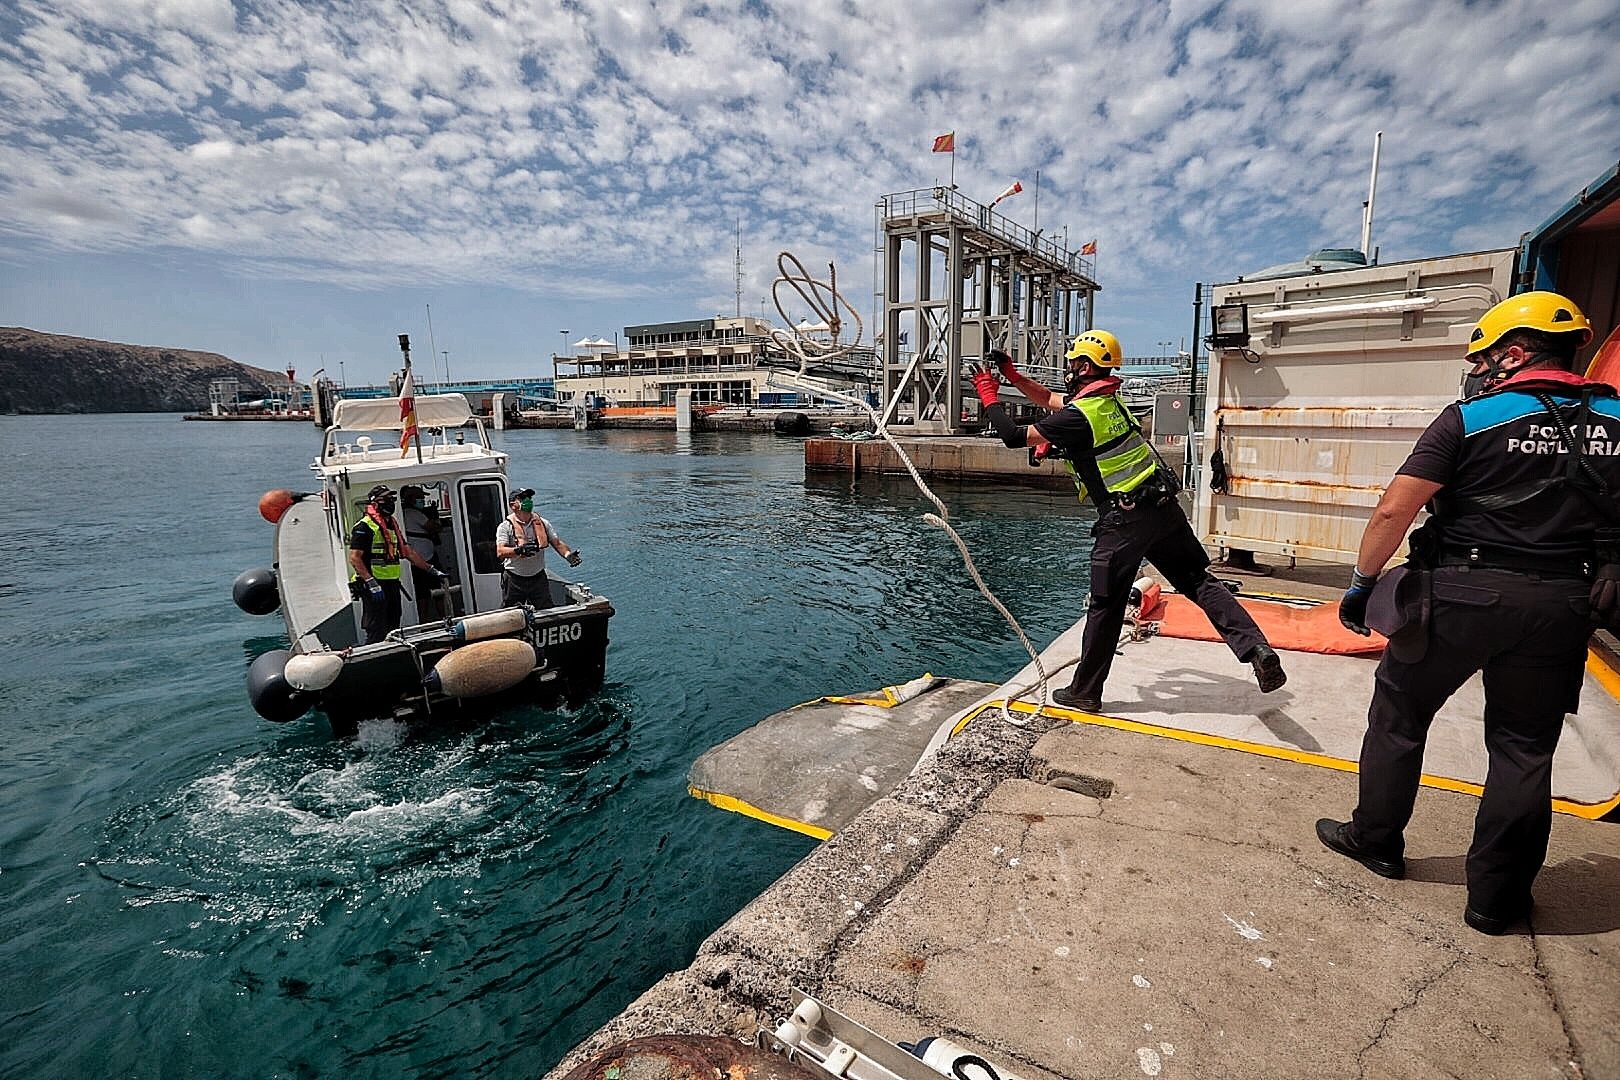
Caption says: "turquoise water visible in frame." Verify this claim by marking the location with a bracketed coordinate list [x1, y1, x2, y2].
[0, 415, 1094, 1078]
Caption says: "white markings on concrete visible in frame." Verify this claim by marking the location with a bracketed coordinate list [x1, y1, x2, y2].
[1159, 1043, 1176, 1058]
[1136, 1047, 1163, 1075]
[1132, 974, 1152, 989]
[1053, 945, 1071, 958]
[882, 842, 896, 853]
[802, 799, 827, 821]
[1223, 913, 1263, 940]
[1008, 857, 1020, 867]
[1256, 956, 1274, 970]
[858, 768, 881, 792]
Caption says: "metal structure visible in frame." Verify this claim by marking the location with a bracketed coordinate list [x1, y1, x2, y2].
[875, 187, 1099, 433]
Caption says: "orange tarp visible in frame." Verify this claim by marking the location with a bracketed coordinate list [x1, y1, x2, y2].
[1151, 594, 1387, 656]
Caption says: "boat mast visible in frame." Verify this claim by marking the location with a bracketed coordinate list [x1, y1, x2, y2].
[1360, 131, 1383, 261]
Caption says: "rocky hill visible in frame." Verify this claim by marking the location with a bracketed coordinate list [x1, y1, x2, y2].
[0, 326, 288, 414]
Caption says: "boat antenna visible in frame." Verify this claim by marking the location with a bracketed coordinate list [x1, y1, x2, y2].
[734, 216, 744, 319]
[1360, 130, 1383, 261]
[425, 303, 442, 392]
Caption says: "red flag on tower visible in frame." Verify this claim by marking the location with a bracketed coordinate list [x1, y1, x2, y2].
[931, 132, 955, 153]
[989, 179, 1023, 208]
[398, 368, 418, 455]
[1080, 239, 1097, 256]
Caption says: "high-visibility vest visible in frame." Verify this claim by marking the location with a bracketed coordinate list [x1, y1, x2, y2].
[351, 516, 404, 581]
[1062, 394, 1156, 502]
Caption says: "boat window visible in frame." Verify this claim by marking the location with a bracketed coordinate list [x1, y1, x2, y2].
[461, 481, 505, 576]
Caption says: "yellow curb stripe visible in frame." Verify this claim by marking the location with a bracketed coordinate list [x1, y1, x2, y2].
[687, 785, 833, 840]
[951, 687, 1620, 821]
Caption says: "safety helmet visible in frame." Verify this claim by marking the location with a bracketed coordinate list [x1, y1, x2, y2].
[1065, 329, 1123, 368]
[1465, 291, 1592, 357]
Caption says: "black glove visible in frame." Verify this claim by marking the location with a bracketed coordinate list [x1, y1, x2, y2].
[565, 549, 582, 567]
[1339, 568, 1377, 636]
[515, 543, 539, 557]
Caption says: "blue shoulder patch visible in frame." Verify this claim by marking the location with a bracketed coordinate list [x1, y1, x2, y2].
[1458, 393, 1544, 436]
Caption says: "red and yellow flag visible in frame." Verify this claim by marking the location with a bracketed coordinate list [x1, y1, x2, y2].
[931, 132, 955, 153]
[398, 367, 418, 455]
[1080, 239, 1097, 256]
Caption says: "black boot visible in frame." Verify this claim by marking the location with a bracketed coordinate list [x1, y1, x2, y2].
[1247, 644, 1287, 693]
[1051, 686, 1101, 712]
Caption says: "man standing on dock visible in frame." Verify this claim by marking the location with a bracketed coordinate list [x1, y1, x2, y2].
[1323, 292, 1608, 935]
[974, 331, 1286, 711]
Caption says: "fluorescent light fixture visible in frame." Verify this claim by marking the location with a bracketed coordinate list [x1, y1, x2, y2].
[1249, 295, 1439, 325]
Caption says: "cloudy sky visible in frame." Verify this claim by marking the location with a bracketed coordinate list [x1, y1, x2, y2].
[1, 0, 1616, 384]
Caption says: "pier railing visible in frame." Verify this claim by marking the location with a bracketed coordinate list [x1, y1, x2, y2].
[879, 187, 1097, 283]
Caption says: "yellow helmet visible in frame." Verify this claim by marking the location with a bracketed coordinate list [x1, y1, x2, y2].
[1465, 291, 1592, 357]
[1065, 329, 1123, 368]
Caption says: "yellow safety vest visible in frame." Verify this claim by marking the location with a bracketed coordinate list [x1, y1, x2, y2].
[1062, 394, 1157, 503]
[351, 516, 404, 581]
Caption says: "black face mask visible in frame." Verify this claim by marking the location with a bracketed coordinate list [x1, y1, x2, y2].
[374, 498, 396, 514]
[1065, 364, 1084, 395]
[1461, 370, 1493, 400]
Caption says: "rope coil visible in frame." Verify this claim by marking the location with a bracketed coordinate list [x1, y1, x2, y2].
[767, 251, 1054, 726]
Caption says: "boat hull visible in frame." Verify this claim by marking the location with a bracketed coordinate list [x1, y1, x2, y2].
[309, 595, 614, 735]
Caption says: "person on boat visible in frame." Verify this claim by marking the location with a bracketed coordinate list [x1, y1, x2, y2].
[349, 484, 446, 644]
[1323, 291, 1610, 935]
[495, 486, 581, 609]
[401, 484, 446, 619]
[973, 331, 1286, 711]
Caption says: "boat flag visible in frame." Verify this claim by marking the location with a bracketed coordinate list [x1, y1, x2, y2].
[931, 132, 955, 153]
[398, 367, 418, 456]
[990, 179, 1023, 208]
[1081, 239, 1097, 256]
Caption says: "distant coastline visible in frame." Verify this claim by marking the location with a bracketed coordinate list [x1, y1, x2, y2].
[0, 326, 285, 415]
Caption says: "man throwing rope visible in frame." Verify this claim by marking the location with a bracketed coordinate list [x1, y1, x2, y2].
[974, 331, 1286, 711]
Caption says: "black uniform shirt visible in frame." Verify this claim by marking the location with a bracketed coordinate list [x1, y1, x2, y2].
[1035, 396, 1112, 508]
[1398, 377, 1620, 559]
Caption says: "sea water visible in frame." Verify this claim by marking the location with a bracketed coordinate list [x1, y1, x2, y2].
[0, 414, 1094, 1078]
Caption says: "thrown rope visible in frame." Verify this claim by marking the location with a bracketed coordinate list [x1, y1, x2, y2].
[767, 251, 1054, 727]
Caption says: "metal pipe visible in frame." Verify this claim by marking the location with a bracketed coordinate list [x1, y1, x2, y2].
[1361, 131, 1383, 258]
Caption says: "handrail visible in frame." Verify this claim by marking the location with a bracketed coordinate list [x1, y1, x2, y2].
[877, 187, 1097, 282]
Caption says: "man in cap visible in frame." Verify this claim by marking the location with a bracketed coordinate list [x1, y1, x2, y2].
[349, 484, 447, 644]
[974, 330, 1285, 712]
[1322, 291, 1611, 934]
[495, 486, 581, 609]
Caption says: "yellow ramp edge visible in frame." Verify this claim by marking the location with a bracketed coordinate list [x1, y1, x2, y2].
[688, 785, 833, 840]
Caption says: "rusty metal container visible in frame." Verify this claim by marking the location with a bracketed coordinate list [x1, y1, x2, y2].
[1195, 248, 1517, 564]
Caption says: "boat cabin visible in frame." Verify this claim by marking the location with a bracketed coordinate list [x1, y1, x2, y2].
[279, 393, 520, 651]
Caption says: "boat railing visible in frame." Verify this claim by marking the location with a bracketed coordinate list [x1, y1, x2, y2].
[320, 415, 493, 465]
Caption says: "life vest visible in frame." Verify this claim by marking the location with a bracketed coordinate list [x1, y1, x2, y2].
[351, 514, 404, 581]
[1062, 393, 1157, 502]
[507, 514, 548, 547]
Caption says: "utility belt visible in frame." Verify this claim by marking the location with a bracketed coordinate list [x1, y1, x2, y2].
[1114, 470, 1180, 512]
[1437, 544, 1593, 581]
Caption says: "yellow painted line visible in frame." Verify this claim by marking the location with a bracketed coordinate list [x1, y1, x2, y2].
[1585, 648, 1620, 703]
[952, 686, 1620, 820]
[687, 786, 833, 840]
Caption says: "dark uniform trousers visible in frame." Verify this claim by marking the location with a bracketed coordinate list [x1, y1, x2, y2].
[502, 569, 554, 609]
[1069, 500, 1266, 702]
[1351, 566, 1591, 917]
[359, 578, 403, 645]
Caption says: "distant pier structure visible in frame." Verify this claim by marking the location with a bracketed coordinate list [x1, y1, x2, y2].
[875, 187, 1099, 434]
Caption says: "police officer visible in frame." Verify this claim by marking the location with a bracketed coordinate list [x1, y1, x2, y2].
[974, 330, 1286, 711]
[1321, 291, 1607, 934]
[348, 484, 447, 644]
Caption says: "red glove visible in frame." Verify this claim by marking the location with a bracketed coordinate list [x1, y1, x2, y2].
[971, 368, 1002, 409]
[989, 349, 1017, 381]
[1031, 439, 1052, 462]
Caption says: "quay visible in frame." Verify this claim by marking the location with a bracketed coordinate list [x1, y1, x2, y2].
[548, 562, 1620, 1080]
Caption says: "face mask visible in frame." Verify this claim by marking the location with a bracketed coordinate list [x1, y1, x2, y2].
[1460, 370, 1493, 400]
[1064, 364, 1084, 395]
[519, 498, 534, 512]
[375, 498, 396, 514]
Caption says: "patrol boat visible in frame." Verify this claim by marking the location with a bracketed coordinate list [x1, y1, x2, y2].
[231, 389, 614, 734]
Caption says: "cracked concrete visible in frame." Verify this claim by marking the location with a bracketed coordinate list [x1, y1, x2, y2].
[548, 709, 1620, 1080]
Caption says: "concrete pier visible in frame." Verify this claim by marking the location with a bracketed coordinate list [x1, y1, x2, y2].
[549, 566, 1620, 1080]
[804, 435, 1076, 488]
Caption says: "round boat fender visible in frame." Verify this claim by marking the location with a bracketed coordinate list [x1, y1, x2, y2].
[232, 567, 280, 615]
[424, 638, 538, 698]
[246, 648, 313, 722]
[258, 489, 298, 523]
[903, 1036, 1022, 1080]
[284, 651, 344, 691]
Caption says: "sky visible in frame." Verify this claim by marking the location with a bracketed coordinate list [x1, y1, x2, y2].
[1, 0, 1617, 386]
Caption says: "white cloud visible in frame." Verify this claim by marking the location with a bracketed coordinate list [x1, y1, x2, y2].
[0, 0, 1615, 343]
